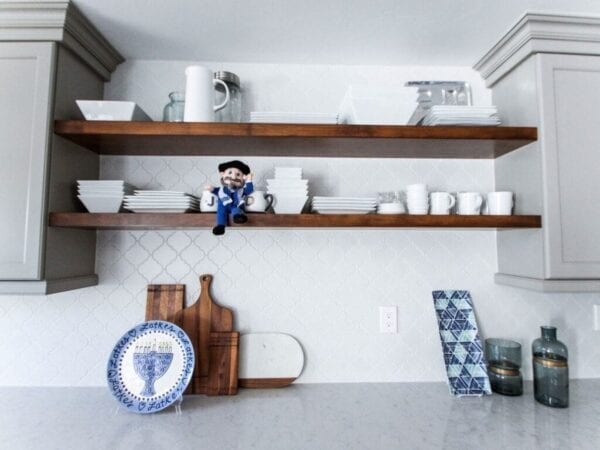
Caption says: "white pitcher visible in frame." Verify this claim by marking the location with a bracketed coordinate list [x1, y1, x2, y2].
[183, 65, 230, 122]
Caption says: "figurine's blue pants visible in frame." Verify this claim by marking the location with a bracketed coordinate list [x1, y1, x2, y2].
[216, 203, 244, 226]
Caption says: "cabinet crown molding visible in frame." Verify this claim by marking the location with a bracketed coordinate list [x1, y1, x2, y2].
[0, 1, 123, 80]
[474, 12, 600, 87]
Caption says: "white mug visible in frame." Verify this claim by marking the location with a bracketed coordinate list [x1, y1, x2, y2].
[184, 65, 230, 122]
[200, 191, 218, 212]
[486, 191, 514, 215]
[457, 192, 483, 215]
[245, 191, 274, 213]
[430, 192, 456, 215]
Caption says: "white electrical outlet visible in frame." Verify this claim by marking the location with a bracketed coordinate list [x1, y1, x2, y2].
[379, 306, 397, 333]
[594, 305, 600, 331]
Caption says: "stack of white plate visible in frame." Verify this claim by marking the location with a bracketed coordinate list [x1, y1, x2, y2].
[312, 197, 377, 214]
[77, 180, 132, 213]
[124, 191, 199, 213]
[422, 106, 501, 126]
[250, 112, 338, 124]
[267, 167, 309, 214]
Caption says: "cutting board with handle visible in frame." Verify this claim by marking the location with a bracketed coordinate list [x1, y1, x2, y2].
[238, 333, 304, 388]
[145, 275, 239, 396]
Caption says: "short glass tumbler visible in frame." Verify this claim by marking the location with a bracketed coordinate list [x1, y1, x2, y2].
[485, 338, 523, 396]
[532, 326, 569, 408]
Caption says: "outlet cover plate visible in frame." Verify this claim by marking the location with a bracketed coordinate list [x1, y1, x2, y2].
[379, 306, 397, 333]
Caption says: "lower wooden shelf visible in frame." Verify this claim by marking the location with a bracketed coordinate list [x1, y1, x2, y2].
[49, 213, 541, 229]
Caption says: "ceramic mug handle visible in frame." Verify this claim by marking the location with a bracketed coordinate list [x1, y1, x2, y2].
[264, 194, 274, 211]
[213, 79, 230, 112]
[447, 194, 456, 209]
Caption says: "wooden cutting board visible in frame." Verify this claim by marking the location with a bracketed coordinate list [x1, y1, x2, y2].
[145, 275, 239, 396]
[238, 333, 304, 388]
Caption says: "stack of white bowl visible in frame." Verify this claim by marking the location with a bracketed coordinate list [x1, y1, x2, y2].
[267, 167, 309, 214]
[77, 180, 132, 212]
[406, 184, 429, 215]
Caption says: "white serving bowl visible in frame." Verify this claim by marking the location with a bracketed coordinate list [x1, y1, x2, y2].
[78, 195, 123, 213]
[76, 101, 151, 121]
[272, 196, 308, 214]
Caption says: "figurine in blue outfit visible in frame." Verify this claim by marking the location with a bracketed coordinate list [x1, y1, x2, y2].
[205, 160, 253, 235]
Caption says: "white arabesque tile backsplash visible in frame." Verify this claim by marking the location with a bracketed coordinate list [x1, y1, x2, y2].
[0, 60, 599, 386]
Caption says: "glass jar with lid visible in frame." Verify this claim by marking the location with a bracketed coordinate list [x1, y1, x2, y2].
[214, 71, 242, 122]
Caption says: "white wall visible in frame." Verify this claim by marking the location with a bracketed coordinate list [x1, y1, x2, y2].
[0, 60, 598, 386]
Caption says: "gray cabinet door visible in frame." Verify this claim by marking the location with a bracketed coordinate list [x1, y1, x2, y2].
[539, 54, 600, 278]
[0, 43, 55, 279]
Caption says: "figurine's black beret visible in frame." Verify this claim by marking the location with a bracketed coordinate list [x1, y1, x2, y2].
[218, 160, 250, 175]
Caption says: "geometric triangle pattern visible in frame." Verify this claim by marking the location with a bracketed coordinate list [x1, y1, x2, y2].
[432, 290, 491, 397]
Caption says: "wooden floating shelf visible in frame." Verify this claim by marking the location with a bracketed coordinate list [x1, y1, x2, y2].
[49, 213, 542, 230]
[54, 121, 537, 159]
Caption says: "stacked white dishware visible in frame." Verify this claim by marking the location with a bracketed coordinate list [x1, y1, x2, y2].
[124, 190, 199, 213]
[406, 184, 429, 214]
[77, 180, 132, 213]
[267, 168, 309, 213]
[250, 112, 338, 124]
[312, 197, 377, 214]
[422, 105, 501, 126]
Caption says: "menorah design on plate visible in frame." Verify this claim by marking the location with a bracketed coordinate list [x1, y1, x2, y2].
[133, 339, 174, 397]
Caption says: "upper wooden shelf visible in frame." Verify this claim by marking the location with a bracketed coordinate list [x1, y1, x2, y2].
[49, 212, 542, 230]
[54, 121, 537, 159]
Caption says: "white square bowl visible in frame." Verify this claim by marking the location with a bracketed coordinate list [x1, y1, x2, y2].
[76, 101, 151, 121]
[272, 196, 308, 214]
[78, 195, 123, 213]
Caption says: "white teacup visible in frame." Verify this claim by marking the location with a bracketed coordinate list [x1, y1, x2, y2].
[457, 192, 483, 215]
[200, 191, 218, 212]
[245, 191, 274, 213]
[486, 191, 514, 215]
[430, 192, 456, 215]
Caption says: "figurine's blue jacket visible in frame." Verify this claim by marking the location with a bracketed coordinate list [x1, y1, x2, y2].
[212, 182, 254, 226]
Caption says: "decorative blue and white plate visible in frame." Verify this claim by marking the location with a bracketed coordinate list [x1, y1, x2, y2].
[107, 320, 195, 414]
[432, 290, 491, 397]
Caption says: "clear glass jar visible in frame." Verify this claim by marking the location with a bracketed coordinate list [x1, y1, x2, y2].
[214, 71, 242, 122]
[532, 326, 569, 408]
[163, 91, 185, 122]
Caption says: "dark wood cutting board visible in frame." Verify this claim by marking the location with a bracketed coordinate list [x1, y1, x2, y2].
[145, 275, 239, 396]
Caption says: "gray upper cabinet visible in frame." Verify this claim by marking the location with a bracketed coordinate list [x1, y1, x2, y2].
[0, 43, 54, 280]
[475, 13, 600, 291]
[0, 1, 123, 294]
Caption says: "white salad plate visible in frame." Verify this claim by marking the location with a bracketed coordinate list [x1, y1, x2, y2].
[106, 320, 195, 414]
[313, 209, 374, 214]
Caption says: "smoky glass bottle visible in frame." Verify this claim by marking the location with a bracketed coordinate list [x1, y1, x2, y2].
[532, 326, 569, 408]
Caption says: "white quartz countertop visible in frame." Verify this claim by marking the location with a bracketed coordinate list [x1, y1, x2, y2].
[2, 380, 599, 450]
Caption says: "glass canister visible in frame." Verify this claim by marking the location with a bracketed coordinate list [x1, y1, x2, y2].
[163, 91, 185, 122]
[214, 71, 242, 122]
[532, 326, 569, 408]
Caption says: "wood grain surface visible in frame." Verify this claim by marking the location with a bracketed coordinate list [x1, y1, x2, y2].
[145, 284, 184, 326]
[144, 277, 239, 396]
[54, 121, 537, 159]
[182, 275, 238, 396]
[49, 212, 542, 229]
